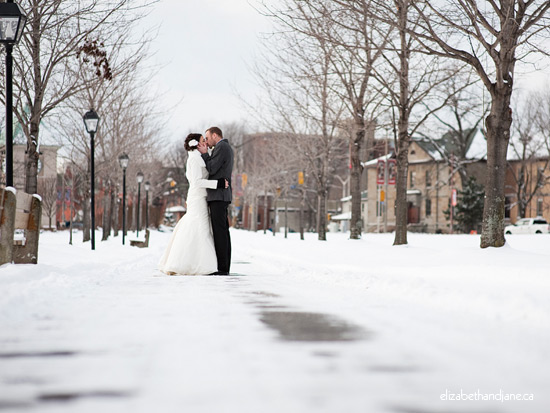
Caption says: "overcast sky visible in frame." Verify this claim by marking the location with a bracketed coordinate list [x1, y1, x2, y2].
[143, 0, 550, 145]
[143, 0, 269, 142]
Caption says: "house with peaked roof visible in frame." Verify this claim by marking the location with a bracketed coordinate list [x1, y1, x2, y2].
[357, 129, 487, 233]
[504, 138, 550, 224]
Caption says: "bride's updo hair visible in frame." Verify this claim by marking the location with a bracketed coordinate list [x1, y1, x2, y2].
[184, 133, 202, 151]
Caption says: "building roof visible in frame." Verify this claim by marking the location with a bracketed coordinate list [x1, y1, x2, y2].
[331, 211, 351, 221]
[413, 128, 487, 161]
[361, 153, 393, 168]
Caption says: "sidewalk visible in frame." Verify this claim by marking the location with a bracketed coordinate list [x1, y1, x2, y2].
[0, 229, 548, 412]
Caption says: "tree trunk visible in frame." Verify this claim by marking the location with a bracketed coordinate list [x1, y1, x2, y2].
[515, 163, 527, 219]
[480, 92, 512, 248]
[112, 186, 119, 237]
[273, 196, 277, 236]
[350, 126, 364, 239]
[25, 135, 40, 195]
[318, 191, 327, 241]
[25, 12, 42, 196]
[393, 2, 410, 246]
[299, 191, 304, 240]
[253, 197, 258, 232]
[264, 190, 267, 234]
[130, 201, 135, 231]
[82, 195, 90, 242]
[60, 173, 65, 230]
[102, 186, 110, 241]
[393, 134, 409, 245]
[284, 198, 288, 239]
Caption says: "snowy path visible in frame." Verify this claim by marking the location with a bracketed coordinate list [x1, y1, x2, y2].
[1, 229, 549, 412]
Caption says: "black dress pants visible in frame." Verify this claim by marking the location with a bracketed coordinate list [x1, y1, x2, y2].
[209, 201, 231, 273]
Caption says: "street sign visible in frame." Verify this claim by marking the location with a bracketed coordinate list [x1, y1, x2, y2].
[451, 189, 458, 206]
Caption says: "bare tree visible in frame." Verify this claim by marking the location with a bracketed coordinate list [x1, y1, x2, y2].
[370, 0, 464, 245]
[37, 176, 57, 229]
[412, 0, 550, 247]
[54, 20, 164, 242]
[324, 0, 390, 240]
[255, 0, 349, 240]
[0, 0, 157, 195]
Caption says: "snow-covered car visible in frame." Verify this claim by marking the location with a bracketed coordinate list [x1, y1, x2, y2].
[504, 217, 550, 234]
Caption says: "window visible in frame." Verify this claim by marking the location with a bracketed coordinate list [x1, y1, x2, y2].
[536, 198, 543, 217]
[425, 198, 432, 217]
[537, 169, 544, 187]
[505, 196, 512, 219]
[410, 171, 416, 188]
[425, 170, 431, 187]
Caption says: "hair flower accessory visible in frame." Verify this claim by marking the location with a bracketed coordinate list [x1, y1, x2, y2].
[189, 140, 199, 147]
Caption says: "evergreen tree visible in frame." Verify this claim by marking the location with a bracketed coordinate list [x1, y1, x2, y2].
[455, 177, 485, 233]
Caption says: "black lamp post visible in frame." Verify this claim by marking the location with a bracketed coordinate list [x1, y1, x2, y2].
[136, 171, 144, 237]
[118, 153, 129, 245]
[144, 180, 150, 230]
[83, 109, 99, 250]
[0, 1, 26, 187]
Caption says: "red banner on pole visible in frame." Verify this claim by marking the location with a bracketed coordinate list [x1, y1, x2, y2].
[388, 159, 396, 185]
[377, 160, 385, 185]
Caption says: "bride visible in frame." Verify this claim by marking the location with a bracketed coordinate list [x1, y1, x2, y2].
[158, 133, 225, 275]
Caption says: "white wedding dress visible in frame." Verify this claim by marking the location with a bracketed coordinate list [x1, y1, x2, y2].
[158, 150, 218, 275]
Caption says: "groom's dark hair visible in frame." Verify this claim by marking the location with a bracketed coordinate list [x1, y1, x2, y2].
[206, 126, 223, 138]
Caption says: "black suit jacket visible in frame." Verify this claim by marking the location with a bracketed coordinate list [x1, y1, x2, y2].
[201, 139, 234, 203]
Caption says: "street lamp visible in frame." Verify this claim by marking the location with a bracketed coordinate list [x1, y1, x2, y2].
[136, 171, 144, 237]
[83, 109, 99, 250]
[144, 180, 150, 231]
[118, 153, 129, 245]
[0, 1, 26, 187]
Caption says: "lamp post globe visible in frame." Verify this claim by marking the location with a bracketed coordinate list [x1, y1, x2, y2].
[0, 0, 26, 188]
[83, 109, 99, 250]
[83, 109, 99, 134]
[118, 153, 129, 245]
[0, 1, 26, 43]
[136, 171, 144, 237]
[118, 153, 129, 169]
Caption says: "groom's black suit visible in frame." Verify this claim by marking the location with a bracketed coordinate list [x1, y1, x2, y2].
[201, 139, 234, 274]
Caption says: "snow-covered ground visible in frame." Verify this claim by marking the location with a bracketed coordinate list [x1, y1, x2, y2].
[1, 228, 549, 413]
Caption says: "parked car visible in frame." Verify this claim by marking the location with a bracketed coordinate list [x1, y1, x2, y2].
[504, 217, 550, 234]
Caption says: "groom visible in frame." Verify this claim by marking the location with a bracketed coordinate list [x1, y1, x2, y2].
[198, 126, 234, 275]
